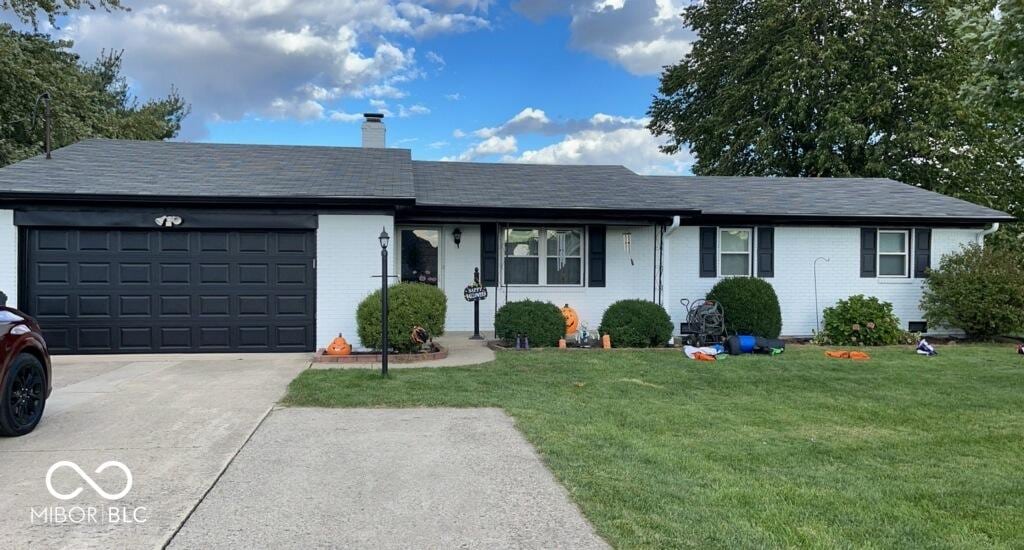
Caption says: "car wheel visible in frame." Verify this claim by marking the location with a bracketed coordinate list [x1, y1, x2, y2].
[0, 354, 47, 437]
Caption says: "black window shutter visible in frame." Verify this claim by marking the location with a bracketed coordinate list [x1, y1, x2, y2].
[860, 228, 877, 277]
[756, 227, 774, 277]
[480, 223, 498, 286]
[588, 225, 606, 287]
[699, 227, 717, 278]
[914, 228, 931, 278]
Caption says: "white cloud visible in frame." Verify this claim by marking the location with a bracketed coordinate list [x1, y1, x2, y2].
[398, 104, 431, 117]
[510, 127, 693, 175]
[474, 107, 551, 137]
[265, 98, 325, 121]
[443, 135, 517, 161]
[58, 0, 490, 137]
[453, 128, 467, 138]
[513, 0, 693, 75]
[444, 92, 463, 100]
[328, 110, 365, 122]
[470, 107, 649, 137]
[428, 140, 450, 149]
[457, 106, 691, 174]
[425, 50, 446, 67]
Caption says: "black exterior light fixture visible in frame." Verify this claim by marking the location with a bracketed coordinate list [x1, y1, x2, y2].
[379, 228, 390, 376]
[452, 227, 462, 248]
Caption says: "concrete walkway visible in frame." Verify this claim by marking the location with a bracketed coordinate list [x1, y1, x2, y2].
[168, 408, 608, 549]
[0, 353, 310, 549]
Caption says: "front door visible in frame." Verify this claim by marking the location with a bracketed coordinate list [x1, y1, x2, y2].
[398, 227, 441, 285]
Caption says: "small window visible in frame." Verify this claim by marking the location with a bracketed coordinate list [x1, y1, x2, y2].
[503, 227, 583, 285]
[719, 228, 751, 276]
[878, 230, 908, 277]
[546, 229, 582, 285]
[504, 229, 539, 284]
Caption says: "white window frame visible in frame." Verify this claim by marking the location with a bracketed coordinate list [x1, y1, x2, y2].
[501, 226, 585, 286]
[718, 227, 752, 277]
[877, 229, 909, 278]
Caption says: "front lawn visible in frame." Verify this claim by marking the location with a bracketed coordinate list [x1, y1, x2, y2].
[284, 345, 1024, 548]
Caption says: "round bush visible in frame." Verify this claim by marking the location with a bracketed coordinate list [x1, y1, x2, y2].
[494, 300, 565, 347]
[921, 243, 1024, 339]
[598, 299, 673, 348]
[706, 277, 782, 338]
[820, 294, 908, 346]
[356, 283, 447, 353]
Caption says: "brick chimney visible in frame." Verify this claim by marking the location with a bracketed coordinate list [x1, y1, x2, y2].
[361, 113, 386, 148]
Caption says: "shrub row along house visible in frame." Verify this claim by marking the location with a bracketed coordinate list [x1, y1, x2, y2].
[0, 115, 1013, 354]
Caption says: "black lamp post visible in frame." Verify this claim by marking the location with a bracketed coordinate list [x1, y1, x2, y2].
[379, 228, 390, 377]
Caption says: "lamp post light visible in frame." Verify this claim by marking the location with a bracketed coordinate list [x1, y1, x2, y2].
[379, 228, 390, 377]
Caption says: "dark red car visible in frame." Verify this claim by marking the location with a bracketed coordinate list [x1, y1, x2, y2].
[0, 306, 51, 436]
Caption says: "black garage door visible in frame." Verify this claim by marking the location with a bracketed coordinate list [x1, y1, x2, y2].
[23, 228, 316, 354]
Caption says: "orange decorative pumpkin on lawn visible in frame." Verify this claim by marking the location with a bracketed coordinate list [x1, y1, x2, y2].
[325, 333, 352, 356]
[561, 304, 580, 336]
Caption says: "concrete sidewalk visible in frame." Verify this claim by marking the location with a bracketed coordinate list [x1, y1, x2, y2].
[0, 353, 309, 549]
[168, 408, 608, 549]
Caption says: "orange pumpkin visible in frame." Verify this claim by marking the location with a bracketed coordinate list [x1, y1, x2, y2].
[561, 304, 580, 336]
[325, 333, 352, 356]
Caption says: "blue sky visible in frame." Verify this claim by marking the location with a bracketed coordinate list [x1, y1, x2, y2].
[17, 1, 697, 174]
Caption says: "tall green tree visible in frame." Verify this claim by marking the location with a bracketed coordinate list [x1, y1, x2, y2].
[952, 1, 1024, 150]
[0, 25, 188, 167]
[648, 0, 1022, 230]
[2, 0, 126, 28]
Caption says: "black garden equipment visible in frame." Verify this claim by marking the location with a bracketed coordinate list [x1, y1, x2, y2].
[679, 298, 726, 347]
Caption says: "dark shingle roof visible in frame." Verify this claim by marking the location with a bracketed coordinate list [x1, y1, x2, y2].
[0, 139, 1012, 222]
[0, 139, 414, 201]
[413, 162, 1012, 222]
[639, 176, 1013, 221]
[412, 161, 663, 210]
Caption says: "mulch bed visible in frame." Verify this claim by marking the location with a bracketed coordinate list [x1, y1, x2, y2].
[313, 343, 448, 364]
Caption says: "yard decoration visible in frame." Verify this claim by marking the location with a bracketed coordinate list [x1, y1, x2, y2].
[916, 339, 937, 356]
[561, 304, 580, 336]
[325, 333, 352, 356]
[558, 338, 567, 349]
[825, 350, 870, 360]
[602, 334, 612, 349]
[411, 325, 429, 345]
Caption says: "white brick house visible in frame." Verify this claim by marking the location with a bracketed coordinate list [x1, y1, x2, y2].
[0, 116, 1012, 354]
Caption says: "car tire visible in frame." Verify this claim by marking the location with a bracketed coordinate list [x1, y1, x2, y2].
[0, 353, 47, 437]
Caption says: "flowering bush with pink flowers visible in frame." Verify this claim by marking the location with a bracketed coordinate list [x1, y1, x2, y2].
[818, 295, 911, 346]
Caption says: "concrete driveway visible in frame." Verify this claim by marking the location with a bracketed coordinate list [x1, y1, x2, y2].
[168, 408, 608, 549]
[0, 353, 309, 549]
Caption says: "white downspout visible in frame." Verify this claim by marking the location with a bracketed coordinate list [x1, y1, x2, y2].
[976, 223, 1000, 246]
[664, 215, 681, 237]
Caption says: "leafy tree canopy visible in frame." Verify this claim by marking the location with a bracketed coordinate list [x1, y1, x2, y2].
[1, 0, 126, 28]
[649, 0, 1023, 237]
[0, 24, 188, 167]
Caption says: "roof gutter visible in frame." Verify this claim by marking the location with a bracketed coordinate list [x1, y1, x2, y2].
[977, 223, 1000, 245]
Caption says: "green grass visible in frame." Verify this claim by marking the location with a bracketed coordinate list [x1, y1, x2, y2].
[284, 345, 1024, 548]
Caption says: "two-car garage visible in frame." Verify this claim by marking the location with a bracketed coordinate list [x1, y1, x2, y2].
[20, 225, 316, 354]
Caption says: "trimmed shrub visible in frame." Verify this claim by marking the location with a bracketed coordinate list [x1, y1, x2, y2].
[706, 277, 782, 338]
[820, 295, 909, 346]
[598, 299, 673, 348]
[356, 283, 447, 353]
[921, 243, 1024, 339]
[494, 300, 565, 347]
